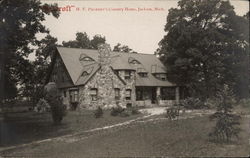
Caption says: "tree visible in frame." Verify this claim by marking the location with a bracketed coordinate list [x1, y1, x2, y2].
[156, 0, 249, 99]
[91, 35, 106, 49]
[209, 85, 241, 142]
[19, 34, 59, 104]
[62, 32, 106, 49]
[0, 0, 60, 102]
[113, 43, 137, 53]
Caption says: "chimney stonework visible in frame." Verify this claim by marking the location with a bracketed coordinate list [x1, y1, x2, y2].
[98, 44, 111, 66]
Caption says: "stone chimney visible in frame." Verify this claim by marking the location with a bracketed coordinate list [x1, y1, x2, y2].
[98, 44, 111, 66]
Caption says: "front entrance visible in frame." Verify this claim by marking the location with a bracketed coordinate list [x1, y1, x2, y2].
[151, 87, 156, 104]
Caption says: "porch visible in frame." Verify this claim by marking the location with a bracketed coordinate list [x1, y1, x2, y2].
[135, 86, 181, 107]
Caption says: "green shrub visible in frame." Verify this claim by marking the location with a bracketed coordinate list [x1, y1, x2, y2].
[131, 107, 140, 115]
[120, 110, 130, 117]
[44, 82, 67, 125]
[165, 107, 180, 120]
[209, 85, 241, 143]
[180, 97, 203, 109]
[50, 99, 67, 125]
[94, 106, 103, 118]
[110, 106, 124, 116]
[238, 98, 250, 108]
[204, 98, 218, 109]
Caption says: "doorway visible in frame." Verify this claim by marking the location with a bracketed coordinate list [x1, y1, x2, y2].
[151, 87, 156, 104]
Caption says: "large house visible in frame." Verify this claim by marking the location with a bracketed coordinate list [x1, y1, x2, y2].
[48, 44, 184, 109]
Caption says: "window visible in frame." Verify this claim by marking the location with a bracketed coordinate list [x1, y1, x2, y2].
[151, 65, 157, 73]
[161, 87, 175, 100]
[82, 57, 93, 61]
[155, 73, 167, 81]
[90, 88, 98, 101]
[81, 71, 89, 77]
[138, 72, 148, 77]
[130, 60, 140, 64]
[126, 89, 132, 100]
[79, 54, 94, 62]
[128, 57, 141, 65]
[70, 90, 78, 102]
[63, 91, 67, 97]
[114, 88, 120, 100]
[136, 89, 143, 101]
[125, 71, 132, 79]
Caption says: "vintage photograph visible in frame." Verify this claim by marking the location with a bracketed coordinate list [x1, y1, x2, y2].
[0, 0, 249, 157]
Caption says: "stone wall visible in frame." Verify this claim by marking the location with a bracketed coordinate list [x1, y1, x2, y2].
[78, 65, 128, 109]
[117, 70, 136, 107]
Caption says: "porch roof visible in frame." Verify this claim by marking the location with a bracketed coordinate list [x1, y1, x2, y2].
[135, 73, 176, 87]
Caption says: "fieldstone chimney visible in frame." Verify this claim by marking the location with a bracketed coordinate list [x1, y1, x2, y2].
[98, 44, 111, 66]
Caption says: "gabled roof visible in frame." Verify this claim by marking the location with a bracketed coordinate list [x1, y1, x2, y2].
[75, 63, 100, 86]
[56, 47, 175, 87]
[111, 55, 135, 70]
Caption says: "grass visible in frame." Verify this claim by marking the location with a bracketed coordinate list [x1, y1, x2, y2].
[0, 109, 143, 147]
[2, 113, 249, 157]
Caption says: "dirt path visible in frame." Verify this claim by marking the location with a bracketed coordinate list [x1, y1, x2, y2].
[0, 108, 214, 153]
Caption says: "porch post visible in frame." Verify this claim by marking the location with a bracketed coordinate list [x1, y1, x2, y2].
[175, 86, 180, 104]
[156, 87, 161, 105]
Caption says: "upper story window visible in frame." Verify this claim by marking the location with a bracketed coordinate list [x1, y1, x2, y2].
[81, 71, 89, 77]
[79, 53, 95, 66]
[82, 57, 94, 61]
[90, 88, 98, 101]
[128, 57, 141, 65]
[114, 88, 120, 100]
[155, 73, 167, 81]
[151, 65, 157, 73]
[138, 72, 148, 77]
[125, 70, 132, 79]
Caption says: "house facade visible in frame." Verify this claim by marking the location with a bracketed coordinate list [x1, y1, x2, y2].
[48, 44, 184, 109]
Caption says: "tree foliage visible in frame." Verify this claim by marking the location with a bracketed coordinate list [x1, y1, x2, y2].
[62, 32, 106, 49]
[19, 34, 59, 104]
[156, 0, 249, 99]
[0, 0, 60, 101]
[113, 43, 137, 53]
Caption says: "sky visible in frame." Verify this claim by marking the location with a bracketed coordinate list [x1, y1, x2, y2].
[38, 0, 249, 57]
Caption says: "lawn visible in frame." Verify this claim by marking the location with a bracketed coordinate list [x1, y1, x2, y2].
[2, 112, 249, 157]
[0, 109, 143, 147]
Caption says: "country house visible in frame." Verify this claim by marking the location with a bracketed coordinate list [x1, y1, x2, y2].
[48, 44, 185, 109]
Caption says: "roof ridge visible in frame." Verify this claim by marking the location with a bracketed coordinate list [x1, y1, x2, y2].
[56, 46, 156, 56]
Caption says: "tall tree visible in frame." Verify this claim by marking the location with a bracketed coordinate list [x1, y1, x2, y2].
[113, 43, 137, 53]
[19, 35, 59, 103]
[156, 0, 249, 99]
[0, 0, 60, 102]
[62, 32, 106, 49]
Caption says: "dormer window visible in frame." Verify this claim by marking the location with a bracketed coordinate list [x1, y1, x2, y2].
[137, 67, 148, 77]
[79, 53, 95, 65]
[81, 71, 89, 77]
[82, 57, 93, 61]
[138, 72, 148, 77]
[155, 73, 167, 81]
[125, 70, 132, 79]
[128, 57, 141, 65]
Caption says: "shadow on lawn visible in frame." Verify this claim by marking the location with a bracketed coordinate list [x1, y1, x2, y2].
[0, 112, 71, 147]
